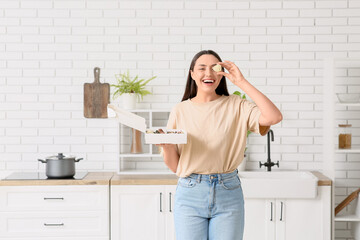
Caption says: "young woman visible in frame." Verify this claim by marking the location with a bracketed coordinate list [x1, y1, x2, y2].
[158, 50, 282, 240]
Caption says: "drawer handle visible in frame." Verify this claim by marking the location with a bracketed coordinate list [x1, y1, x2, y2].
[44, 197, 64, 200]
[44, 223, 64, 227]
[169, 192, 172, 213]
[160, 192, 163, 212]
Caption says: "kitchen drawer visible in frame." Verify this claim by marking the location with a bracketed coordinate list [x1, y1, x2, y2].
[0, 211, 109, 238]
[0, 185, 108, 211]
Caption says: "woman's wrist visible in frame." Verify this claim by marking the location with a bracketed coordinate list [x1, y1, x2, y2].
[235, 78, 250, 90]
[161, 144, 177, 152]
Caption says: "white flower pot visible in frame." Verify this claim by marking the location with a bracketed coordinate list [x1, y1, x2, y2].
[237, 154, 248, 172]
[122, 93, 137, 109]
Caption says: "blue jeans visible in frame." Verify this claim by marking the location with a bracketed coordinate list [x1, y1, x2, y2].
[174, 170, 245, 240]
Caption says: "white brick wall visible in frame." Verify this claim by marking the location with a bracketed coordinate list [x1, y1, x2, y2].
[0, 0, 360, 238]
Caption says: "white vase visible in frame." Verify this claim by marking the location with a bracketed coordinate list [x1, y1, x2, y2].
[237, 154, 248, 172]
[122, 93, 137, 109]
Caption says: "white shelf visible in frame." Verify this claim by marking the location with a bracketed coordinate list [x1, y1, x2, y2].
[335, 145, 360, 153]
[127, 109, 171, 112]
[323, 57, 360, 240]
[336, 103, 360, 107]
[117, 109, 171, 174]
[116, 169, 175, 175]
[119, 154, 162, 157]
[335, 214, 360, 222]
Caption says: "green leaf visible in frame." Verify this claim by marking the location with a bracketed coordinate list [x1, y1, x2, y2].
[234, 90, 252, 152]
[233, 91, 241, 96]
[111, 70, 157, 101]
[247, 130, 251, 138]
[233, 90, 247, 100]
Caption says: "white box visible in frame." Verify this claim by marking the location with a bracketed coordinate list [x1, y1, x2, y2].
[107, 104, 187, 144]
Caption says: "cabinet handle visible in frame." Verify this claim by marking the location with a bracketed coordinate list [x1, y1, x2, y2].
[44, 223, 64, 226]
[169, 192, 172, 212]
[160, 192, 163, 212]
[270, 202, 273, 221]
[44, 197, 64, 200]
[280, 201, 284, 221]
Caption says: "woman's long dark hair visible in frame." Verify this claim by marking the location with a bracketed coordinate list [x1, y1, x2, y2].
[181, 50, 229, 102]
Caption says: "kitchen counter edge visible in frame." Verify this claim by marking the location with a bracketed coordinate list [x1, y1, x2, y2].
[0, 171, 332, 186]
[0, 172, 113, 186]
[110, 171, 332, 186]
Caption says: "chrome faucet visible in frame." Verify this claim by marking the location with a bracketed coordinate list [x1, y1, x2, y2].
[259, 129, 279, 171]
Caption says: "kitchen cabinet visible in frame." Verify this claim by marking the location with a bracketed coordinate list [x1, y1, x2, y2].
[116, 109, 173, 174]
[244, 186, 331, 240]
[243, 198, 275, 239]
[0, 185, 109, 240]
[323, 58, 360, 240]
[111, 185, 176, 240]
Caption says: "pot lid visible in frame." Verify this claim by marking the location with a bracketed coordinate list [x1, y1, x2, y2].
[46, 153, 76, 160]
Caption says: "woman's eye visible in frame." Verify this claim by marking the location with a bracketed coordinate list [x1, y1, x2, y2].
[199, 68, 205, 70]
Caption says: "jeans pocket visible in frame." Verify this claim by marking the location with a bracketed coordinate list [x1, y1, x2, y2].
[178, 177, 197, 188]
[221, 175, 241, 190]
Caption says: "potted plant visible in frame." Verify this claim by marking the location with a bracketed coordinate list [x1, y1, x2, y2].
[233, 91, 252, 171]
[111, 70, 157, 109]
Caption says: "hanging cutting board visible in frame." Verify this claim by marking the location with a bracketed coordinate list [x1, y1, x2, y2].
[84, 67, 110, 118]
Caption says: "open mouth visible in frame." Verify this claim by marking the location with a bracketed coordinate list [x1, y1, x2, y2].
[202, 79, 215, 85]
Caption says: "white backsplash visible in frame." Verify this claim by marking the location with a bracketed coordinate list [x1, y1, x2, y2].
[1, 1, 360, 238]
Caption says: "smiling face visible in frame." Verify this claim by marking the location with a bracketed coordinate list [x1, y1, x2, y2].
[190, 54, 223, 96]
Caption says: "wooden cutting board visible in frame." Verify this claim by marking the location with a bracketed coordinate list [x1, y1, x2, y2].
[84, 67, 110, 118]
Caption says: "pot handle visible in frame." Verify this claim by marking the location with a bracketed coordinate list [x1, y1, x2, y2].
[74, 158, 83, 162]
[38, 159, 47, 163]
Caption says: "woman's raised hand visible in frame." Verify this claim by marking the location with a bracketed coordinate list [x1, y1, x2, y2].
[216, 61, 246, 87]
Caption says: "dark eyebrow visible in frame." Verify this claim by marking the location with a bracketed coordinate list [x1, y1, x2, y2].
[198, 64, 217, 67]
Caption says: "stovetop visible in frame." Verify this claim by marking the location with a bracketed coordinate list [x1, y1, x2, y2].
[2, 172, 88, 180]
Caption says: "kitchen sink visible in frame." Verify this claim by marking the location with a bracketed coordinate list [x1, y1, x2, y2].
[238, 171, 318, 199]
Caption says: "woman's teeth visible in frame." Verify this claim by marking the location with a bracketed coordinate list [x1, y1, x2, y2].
[202, 79, 215, 86]
[203, 80, 214, 83]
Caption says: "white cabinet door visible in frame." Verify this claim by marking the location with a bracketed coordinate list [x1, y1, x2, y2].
[275, 198, 322, 240]
[244, 198, 322, 240]
[276, 187, 331, 240]
[111, 185, 165, 240]
[243, 198, 275, 240]
[165, 185, 176, 240]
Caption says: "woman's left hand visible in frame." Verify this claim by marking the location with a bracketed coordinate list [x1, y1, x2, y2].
[216, 61, 246, 87]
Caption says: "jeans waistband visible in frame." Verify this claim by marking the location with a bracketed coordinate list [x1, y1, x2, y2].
[186, 169, 239, 182]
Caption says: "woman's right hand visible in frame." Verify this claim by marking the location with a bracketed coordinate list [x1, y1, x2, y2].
[155, 144, 177, 152]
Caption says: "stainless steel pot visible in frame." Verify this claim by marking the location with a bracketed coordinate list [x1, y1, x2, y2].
[38, 153, 83, 179]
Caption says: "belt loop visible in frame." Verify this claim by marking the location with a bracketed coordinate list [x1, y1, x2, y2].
[197, 174, 201, 183]
[218, 173, 222, 183]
